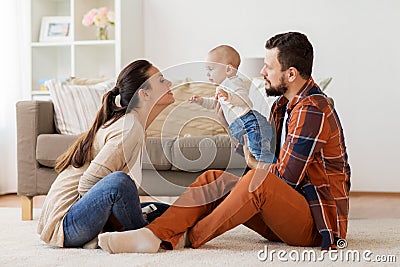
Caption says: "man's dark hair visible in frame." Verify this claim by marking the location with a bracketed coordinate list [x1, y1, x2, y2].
[265, 32, 313, 79]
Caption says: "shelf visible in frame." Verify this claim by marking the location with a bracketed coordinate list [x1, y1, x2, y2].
[31, 42, 71, 47]
[32, 91, 51, 101]
[74, 40, 115, 46]
[31, 46, 71, 90]
[32, 91, 50, 95]
[31, 40, 115, 47]
[75, 45, 115, 78]
[27, 0, 141, 100]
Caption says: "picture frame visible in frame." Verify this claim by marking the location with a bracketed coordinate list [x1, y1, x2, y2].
[39, 16, 71, 42]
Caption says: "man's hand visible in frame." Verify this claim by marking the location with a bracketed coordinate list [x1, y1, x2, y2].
[243, 136, 258, 169]
[243, 136, 271, 170]
[188, 95, 204, 105]
[217, 88, 229, 101]
[215, 101, 229, 128]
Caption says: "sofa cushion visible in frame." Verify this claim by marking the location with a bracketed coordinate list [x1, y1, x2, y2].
[46, 79, 115, 135]
[36, 134, 176, 170]
[36, 135, 246, 171]
[142, 137, 174, 170]
[36, 134, 78, 167]
[170, 135, 247, 172]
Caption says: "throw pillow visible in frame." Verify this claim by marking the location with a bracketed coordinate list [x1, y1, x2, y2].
[46, 79, 115, 135]
[318, 77, 333, 91]
[65, 76, 110, 85]
[146, 82, 228, 138]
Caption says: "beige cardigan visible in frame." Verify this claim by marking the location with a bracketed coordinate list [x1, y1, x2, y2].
[37, 113, 144, 247]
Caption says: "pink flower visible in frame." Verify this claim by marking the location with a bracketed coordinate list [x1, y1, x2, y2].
[93, 13, 108, 28]
[98, 7, 109, 17]
[82, 8, 97, 26]
[82, 7, 114, 28]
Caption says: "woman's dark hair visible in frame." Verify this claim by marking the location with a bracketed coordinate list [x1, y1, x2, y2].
[55, 59, 153, 173]
[265, 32, 313, 79]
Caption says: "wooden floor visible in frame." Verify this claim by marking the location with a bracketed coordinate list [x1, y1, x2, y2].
[1, 192, 400, 219]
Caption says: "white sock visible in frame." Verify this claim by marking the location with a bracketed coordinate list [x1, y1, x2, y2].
[98, 228, 161, 254]
[82, 236, 99, 249]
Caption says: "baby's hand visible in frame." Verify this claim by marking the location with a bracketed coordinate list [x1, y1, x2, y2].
[188, 95, 204, 105]
[217, 88, 229, 101]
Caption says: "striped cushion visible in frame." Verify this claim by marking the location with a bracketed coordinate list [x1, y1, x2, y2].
[46, 79, 115, 135]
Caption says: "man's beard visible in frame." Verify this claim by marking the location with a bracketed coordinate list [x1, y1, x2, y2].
[265, 76, 288, 97]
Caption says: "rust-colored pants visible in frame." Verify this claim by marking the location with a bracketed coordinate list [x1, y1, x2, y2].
[146, 169, 321, 249]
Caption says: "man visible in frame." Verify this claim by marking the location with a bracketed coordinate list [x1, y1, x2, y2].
[98, 32, 351, 253]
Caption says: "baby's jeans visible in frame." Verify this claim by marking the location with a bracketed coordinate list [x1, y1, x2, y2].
[228, 110, 275, 163]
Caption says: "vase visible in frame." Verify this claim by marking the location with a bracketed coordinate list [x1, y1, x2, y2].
[96, 26, 109, 40]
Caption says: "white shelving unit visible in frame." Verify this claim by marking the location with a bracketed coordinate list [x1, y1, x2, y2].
[27, 0, 143, 100]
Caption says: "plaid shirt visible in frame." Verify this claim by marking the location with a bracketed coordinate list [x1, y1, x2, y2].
[268, 78, 351, 249]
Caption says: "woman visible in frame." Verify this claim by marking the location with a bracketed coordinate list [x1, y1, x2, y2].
[37, 60, 175, 248]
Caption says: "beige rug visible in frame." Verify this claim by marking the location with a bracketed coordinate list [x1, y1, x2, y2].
[0, 208, 399, 266]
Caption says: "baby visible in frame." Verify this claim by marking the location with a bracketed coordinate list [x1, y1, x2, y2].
[189, 45, 275, 163]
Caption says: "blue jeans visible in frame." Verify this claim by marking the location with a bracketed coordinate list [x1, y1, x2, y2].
[228, 110, 276, 163]
[63, 171, 169, 247]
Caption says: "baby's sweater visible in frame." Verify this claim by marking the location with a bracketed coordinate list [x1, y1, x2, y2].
[201, 76, 253, 125]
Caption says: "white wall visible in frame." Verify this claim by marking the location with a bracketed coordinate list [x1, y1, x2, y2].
[144, 0, 400, 192]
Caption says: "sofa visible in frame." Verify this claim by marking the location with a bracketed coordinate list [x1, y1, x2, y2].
[16, 82, 249, 220]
